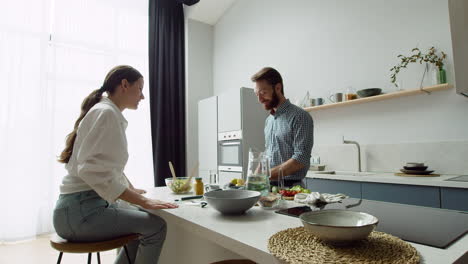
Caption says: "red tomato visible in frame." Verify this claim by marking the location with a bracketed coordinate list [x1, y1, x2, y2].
[279, 190, 299, 197]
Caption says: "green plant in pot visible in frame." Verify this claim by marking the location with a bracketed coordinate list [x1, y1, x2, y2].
[390, 46, 447, 88]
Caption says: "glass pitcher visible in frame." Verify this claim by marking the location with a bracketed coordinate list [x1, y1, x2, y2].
[246, 148, 270, 196]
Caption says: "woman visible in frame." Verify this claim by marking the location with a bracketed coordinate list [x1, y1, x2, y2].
[54, 65, 177, 263]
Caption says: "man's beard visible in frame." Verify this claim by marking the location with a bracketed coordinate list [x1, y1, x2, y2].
[264, 89, 280, 110]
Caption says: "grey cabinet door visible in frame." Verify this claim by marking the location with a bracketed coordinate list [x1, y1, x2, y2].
[441, 187, 468, 211]
[306, 178, 361, 198]
[218, 88, 241, 132]
[198, 96, 218, 178]
[362, 182, 440, 208]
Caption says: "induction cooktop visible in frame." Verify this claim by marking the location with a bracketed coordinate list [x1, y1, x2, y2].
[316, 199, 468, 249]
[446, 175, 468, 182]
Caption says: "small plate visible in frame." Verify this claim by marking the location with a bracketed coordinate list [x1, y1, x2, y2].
[400, 169, 434, 175]
[403, 166, 428, 171]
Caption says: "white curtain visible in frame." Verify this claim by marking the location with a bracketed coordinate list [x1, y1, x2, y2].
[0, 0, 151, 243]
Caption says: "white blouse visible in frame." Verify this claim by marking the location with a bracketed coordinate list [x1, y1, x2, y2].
[60, 97, 129, 203]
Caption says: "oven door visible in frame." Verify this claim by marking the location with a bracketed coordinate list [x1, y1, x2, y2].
[218, 139, 242, 168]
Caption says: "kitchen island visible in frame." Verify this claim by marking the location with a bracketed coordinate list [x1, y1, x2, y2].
[143, 187, 467, 264]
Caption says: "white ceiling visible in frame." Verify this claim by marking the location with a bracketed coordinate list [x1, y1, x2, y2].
[185, 0, 236, 25]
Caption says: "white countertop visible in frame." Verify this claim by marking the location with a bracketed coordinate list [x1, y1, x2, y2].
[144, 187, 468, 264]
[306, 171, 468, 189]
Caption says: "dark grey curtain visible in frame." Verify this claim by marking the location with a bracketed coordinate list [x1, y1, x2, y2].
[148, 0, 187, 187]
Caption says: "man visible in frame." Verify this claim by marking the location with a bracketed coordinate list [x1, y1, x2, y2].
[251, 67, 313, 187]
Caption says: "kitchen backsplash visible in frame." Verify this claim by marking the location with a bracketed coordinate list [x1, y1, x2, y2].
[312, 140, 468, 175]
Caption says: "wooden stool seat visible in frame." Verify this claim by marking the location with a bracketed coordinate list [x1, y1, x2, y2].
[50, 233, 139, 253]
[50, 233, 139, 263]
[210, 260, 256, 264]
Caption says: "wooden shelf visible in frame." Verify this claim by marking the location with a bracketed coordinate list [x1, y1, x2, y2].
[304, 84, 453, 112]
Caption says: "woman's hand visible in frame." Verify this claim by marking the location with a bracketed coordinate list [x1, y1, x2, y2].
[119, 188, 177, 210]
[142, 198, 179, 210]
[133, 188, 147, 194]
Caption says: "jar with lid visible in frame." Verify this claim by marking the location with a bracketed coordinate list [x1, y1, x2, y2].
[194, 177, 204, 195]
[344, 86, 357, 101]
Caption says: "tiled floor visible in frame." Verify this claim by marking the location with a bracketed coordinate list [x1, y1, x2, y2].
[0, 234, 116, 263]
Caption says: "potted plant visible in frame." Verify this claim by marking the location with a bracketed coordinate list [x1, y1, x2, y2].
[390, 47, 447, 88]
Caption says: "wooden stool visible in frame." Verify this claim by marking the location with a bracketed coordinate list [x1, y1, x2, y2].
[210, 260, 256, 264]
[50, 233, 139, 264]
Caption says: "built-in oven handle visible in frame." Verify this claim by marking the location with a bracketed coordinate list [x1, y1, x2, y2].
[220, 141, 241, 146]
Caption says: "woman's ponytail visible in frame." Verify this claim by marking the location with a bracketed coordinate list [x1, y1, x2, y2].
[57, 88, 104, 163]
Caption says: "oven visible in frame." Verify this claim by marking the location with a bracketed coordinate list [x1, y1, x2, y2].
[217, 130, 243, 173]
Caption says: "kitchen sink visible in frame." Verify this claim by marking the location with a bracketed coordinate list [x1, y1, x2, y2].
[334, 171, 375, 176]
[316, 171, 375, 176]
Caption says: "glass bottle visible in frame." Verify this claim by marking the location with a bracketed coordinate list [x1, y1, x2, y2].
[438, 67, 447, 84]
[194, 177, 204, 195]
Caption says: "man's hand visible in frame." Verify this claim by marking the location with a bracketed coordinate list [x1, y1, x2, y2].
[142, 199, 179, 210]
[270, 158, 305, 180]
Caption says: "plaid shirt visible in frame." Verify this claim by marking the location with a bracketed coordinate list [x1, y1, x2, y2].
[265, 99, 314, 181]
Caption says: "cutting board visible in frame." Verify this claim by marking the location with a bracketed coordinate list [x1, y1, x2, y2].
[394, 173, 440, 177]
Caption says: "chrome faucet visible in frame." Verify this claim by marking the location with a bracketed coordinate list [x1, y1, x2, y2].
[342, 136, 361, 172]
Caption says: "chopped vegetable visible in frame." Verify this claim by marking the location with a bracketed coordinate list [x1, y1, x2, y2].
[289, 185, 311, 193]
[278, 185, 311, 197]
[271, 186, 278, 194]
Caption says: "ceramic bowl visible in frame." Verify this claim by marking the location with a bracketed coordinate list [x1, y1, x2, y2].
[165, 177, 193, 194]
[403, 165, 428, 171]
[405, 162, 425, 168]
[309, 164, 326, 171]
[299, 209, 378, 244]
[204, 190, 261, 215]
[356, 88, 382, 98]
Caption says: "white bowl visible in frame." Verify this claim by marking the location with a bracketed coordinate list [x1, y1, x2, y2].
[309, 164, 326, 171]
[204, 190, 261, 215]
[299, 210, 378, 244]
[406, 162, 425, 168]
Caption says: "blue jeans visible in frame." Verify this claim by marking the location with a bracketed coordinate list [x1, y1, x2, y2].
[53, 190, 167, 264]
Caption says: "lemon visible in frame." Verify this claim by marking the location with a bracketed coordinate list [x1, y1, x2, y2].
[230, 178, 238, 185]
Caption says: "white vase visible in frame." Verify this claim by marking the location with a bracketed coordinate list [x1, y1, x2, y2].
[430, 64, 439, 85]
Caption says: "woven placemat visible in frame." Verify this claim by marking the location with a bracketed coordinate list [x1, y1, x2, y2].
[268, 227, 420, 264]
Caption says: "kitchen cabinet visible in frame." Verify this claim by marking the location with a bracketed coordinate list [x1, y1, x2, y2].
[448, 0, 468, 97]
[361, 182, 440, 208]
[441, 187, 468, 211]
[306, 178, 361, 198]
[198, 96, 218, 183]
[306, 177, 455, 209]
[217, 88, 241, 132]
[199, 88, 267, 184]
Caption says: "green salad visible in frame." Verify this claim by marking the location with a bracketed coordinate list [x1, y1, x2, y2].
[170, 179, 191, 194]
[271, 185, 311, 194]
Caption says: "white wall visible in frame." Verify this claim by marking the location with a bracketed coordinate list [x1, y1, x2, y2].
[186, 19, 214, 175]
[213, 0, 468, 147]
